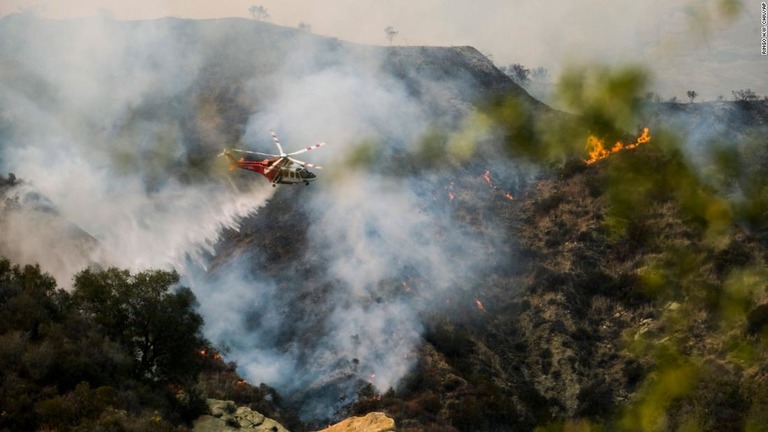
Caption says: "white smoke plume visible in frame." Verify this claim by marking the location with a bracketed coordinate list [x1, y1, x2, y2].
[0, 16, 275, 283]
[185, 37, 522, 421]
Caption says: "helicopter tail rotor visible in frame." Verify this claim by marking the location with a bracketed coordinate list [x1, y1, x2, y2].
[217, 149, 240, 171]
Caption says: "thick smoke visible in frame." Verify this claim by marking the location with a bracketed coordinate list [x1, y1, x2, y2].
[0, 15, 517, 421]
[0, 16, 275, 283]
[185, 38, 518, 421]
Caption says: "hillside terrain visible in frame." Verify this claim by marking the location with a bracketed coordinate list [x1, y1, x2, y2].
[1, 14, 768, 432]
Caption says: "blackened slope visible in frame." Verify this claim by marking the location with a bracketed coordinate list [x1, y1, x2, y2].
[346, 129, 768, 430]
[383, 45, 542, 102]
[381, 45, 547, 122]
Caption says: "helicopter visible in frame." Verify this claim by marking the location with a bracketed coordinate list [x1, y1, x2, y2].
[219, 131, 327, 186]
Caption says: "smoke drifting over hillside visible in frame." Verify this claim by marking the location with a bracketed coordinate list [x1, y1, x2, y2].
[188, 28, 518, 420]
[0, 16, 276, 282]
[0, 15, 522, 421]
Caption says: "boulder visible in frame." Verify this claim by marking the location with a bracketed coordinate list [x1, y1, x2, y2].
[192, 399, 288, 432]
[316, 412, 395, 432]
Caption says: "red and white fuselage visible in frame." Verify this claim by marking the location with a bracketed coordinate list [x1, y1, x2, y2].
[224, 153, 317, 185]
[220, 132, 325, 186]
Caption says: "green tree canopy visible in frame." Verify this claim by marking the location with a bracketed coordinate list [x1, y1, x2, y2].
[72, 267, 206, 382]
[0, 259, 59, 338]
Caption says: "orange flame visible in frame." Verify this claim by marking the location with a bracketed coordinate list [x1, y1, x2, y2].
[482, 170, 516, 201]
[584, 127, 651, 164]
[447, 182, 456, 201]
[199, 348, 222, 360]
[475, 298, 486, 312]
[482, 170, 494, 188]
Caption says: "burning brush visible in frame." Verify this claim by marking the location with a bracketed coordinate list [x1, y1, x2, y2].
[584, 127, 651, 165]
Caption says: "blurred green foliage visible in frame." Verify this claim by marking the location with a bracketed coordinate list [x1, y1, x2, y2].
[557, 65, 649, 134]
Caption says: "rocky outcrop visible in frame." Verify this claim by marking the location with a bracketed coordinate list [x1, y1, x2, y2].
[192, 399, 289, 432]
[316, 412, 395, 432]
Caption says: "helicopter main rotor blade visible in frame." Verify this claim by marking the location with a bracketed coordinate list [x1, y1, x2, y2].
[228, 148, 278, 157]
[270, 131, 286, 157]
[288, 157, 323, 170]
[287, 141, 327, 156]
[264, 157, 285, 175]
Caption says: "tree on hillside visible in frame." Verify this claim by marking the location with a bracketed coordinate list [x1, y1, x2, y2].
[644, 92, 663, 103]
[0, 172, 17, 186]
[502, 63, 530, 85]
[298, 22, 312, 33]
[687, 90, 698, 103]
[0, 259, 58, 338]
[732, 89, 758, 101]
[385, 26, 398, 44]
[72, 267, 206, 382]
[0, 260, 211, 430]
[531, 66, 549, 82]
[248, 5, 270, 21]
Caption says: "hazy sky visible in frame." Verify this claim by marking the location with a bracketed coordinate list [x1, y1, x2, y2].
[1, 0, 766, 99]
